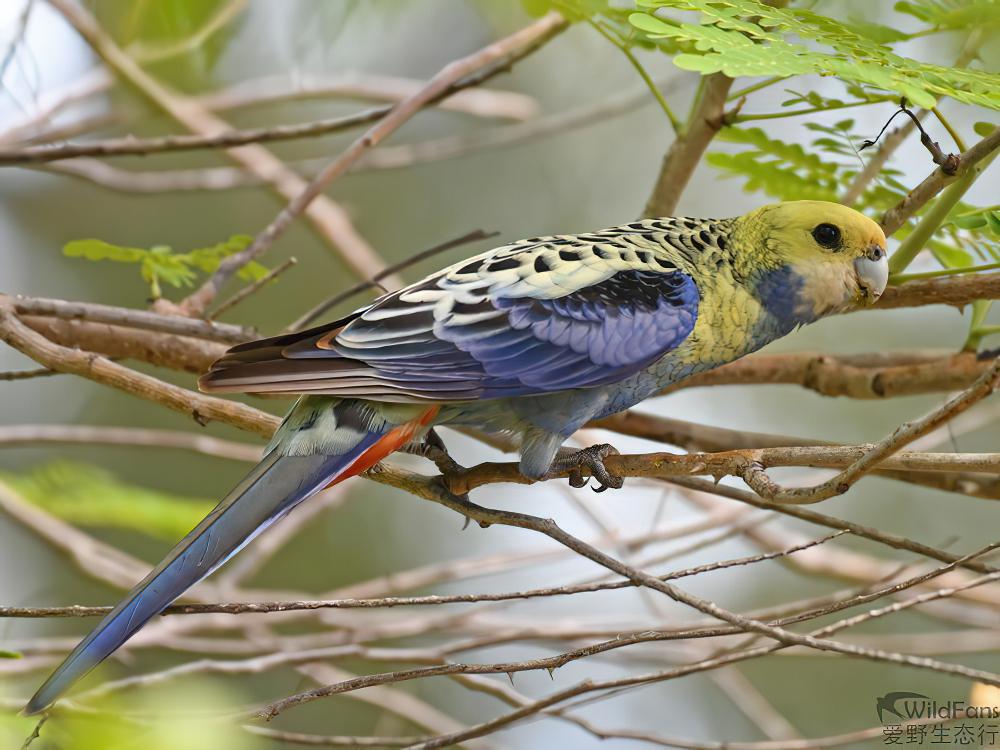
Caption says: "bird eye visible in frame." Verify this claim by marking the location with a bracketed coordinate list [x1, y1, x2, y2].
[811, 223, 842, 249]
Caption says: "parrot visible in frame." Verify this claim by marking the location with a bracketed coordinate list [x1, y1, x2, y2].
[25, 200, 888, 713]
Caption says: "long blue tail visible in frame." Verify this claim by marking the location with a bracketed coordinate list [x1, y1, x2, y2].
[24, 446, 372, 714]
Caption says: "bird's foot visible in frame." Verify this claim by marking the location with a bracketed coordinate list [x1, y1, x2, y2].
[403, 428, 464, 475]
[547, 443, 624, 493]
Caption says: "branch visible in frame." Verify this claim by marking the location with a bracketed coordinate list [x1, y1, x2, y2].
[643, 74, 733, 217]
[207, 257, 298, 321]
[667, 349, 993, 399]
[0, 304, 278, 436]
[0, 424, 261, 462]
[740, 359, 1000, 503]
[0, 531, 844, 619]
[0, 109, 396, 164]
[254, 487, 1000, 724]
[35, 80, 672, 195]
[178, 11, 568, 316]
[11, 294, 997, 399]
[880, 125, 1000, 237]
[667, 476, 994, 574]
[15, 313, 226, 374]
[4, 72, 539, 159]
[6, 294, 252, 343]
[196, 71, 540, 121]
[877, 272, 1000, 310]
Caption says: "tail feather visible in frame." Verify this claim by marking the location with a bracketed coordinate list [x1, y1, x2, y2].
[24, 435, 383, 715]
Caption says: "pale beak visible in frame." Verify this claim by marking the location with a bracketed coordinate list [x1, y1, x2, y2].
[854, 245, 889, 303]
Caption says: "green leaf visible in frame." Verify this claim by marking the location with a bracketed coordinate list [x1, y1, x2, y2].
[895, 0, 1000, 29]
[844, 17, 910, 44]
[988, 212, 1000, 237]
[0, 462, 215, 541]
[952, 214, 988, 230]
[0, 649, 21, 659]
[930, 243, 973, 269]
[627, 11, 674, 35]
[63, 239, 149, 263]
[974, 122, 997, 137]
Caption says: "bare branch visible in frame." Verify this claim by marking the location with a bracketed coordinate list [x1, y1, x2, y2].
[34, 81, 670, 195]
[0, 531, 844, 619]
[0, 304, 278, 436]
[6, 294, 252, 343]
[644, 74, 733, 217]
[207, 257, 298, 321]
[740, 360, 1000, 503]
[0, 110, 398, 164]
[0, 424, 261, 462]
[198, 71, 539, 121]
[46, 0, 391, 293]
[881, 125, 1000, 236]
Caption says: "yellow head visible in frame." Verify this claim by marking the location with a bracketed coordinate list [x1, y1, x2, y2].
[732, 200, 888, 319]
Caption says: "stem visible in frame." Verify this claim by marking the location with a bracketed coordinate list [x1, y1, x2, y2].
[890, 261, 1000, 284]
[588, 20, 681, 134]
[963, 300, 993, 351]
[734, 98, 884, 123]
[930, 106, 967, 152]
[727, 76, 783, 101]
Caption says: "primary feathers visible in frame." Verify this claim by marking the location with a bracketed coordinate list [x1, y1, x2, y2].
[27, 200, 888, 713]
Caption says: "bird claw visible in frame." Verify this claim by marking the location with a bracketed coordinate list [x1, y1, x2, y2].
[404, 429, 463, 475]
[549, 443, 624, 492]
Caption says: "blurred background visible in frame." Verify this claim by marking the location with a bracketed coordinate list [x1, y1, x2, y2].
[1, 1, 999, 747]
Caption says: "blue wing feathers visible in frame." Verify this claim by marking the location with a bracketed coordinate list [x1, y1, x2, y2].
[200, 266, 700, 401]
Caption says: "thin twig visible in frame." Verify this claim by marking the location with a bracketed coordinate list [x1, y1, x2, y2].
[0, 531, 845, 619]
[0, 424, 261, 462]
[881, 125, 1000, 236]
[207, 256, 298, 321]
[0, 366, 57, 381]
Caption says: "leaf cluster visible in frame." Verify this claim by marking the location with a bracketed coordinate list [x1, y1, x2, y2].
[63, 234, 266, 299]
[629, 0, 1000, 109]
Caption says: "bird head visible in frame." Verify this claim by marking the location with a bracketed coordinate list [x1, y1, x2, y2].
[734, 200, 889, 319]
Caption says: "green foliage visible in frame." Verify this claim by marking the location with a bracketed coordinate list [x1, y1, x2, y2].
[0, 650, 20, 659]
[63, 234, 266, 299]
[709, 124, 842, 201]
[0, 462, 214, 540]
[895, 0, 1000, 29]
[1, 684, 263, 750]
[629, 0, 1000, 109]
[92, 0, 243, 74]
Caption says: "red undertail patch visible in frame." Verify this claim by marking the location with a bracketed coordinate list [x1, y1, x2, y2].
[327, 406, 440, 487]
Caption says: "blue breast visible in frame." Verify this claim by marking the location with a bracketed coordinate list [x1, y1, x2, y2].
[753, 264, 813, 343]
